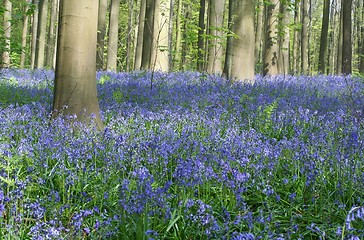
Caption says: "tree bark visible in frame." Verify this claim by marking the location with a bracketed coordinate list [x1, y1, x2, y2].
[141, 0, 156, 70]
[206, 0, 224, 74]
[301, 0, 309, 75]
[318, 0, 330, 74]
[197, 0, 206, 71]
[278, 2, 291, 75]
[292, 0, 300, 74]
[126, 0, 134, 71]
[263, 0, 280, 76]
[20, 3, 29, 69]
[96, 0, 108, 70]
[1, 0, 12, 68]
[255, 0, 264, 65]
[134, 0, 146, 70]
[30, 0, 39, 69]
[360, 0, 364, 74]
[106, 0, 121, 71]
[175, 0, 183, 70]
[53, 0, 103, 129]
[336, 3, 343, 75]
[224, 0, 255, 83]
[342, 0, 352, 75]
[46, 0, 58, 69]
[35, 0, 48, 69]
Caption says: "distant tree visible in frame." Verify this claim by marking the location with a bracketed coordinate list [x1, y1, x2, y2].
[318, 0, 330, 74]
[197, 0, 206, 71]
[45, 0, 58, 69]
[342, 0, 352, 75]
[134, 0, 146, 70]
[301, 0, 309, 75]
[141, 0, 156, 70]
[20, 2, 29, 69]
[53, 0, 103, 129]
[30, 0, 39, 69]
[35, 0, 48, 69]
[1, 0, 12, 68]
[106, 0, 121, 71]
[96, 0, 108, 70]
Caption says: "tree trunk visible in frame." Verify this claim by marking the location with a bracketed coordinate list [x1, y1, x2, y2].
[141, 0, 156, 70]
[292, 0, 300, 74]
[168, 0, 174, 71]
[224, 0, 255, 83]
[152, 0, 170, 72]
[175, 0, 183, 70]
[255, 0, 264, 65]
[206, 0, 224, 74]
[106, 0, 121, 71]
[342, 0, 352, 75]
[46, 0, 58, 69]
[318, 0, 330, 74]
[134, 0, 146, 70]
[301, 0, 309, 75]
[360, 0, 364, 74]
[126, 0, 134, 71]
[336, 4, 343, 75]
[278, 2, 291, 75]
[263, 0, 280, 76]
[53, 0, 103, 129]
[20, 3, 29, 69]
[30, 0, 39, 69]
[223, 0, 233, 78]
[1, 0, 12, 68]
[197, 0, 206, 71]
[35, 0, 48, 69]
[96, 0, 108, 70]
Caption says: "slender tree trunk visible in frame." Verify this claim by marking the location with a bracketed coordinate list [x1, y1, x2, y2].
[206, 0, 224, 74]
[360, 0, 364, 74]
[318, 0, 330, 74]
[106, 0, 121, 71]
[223, 0, 233, 78]
[46, 0, 58, 69]
[126, 0, 134, 71]
[96, 0, 108, 70]
[224, 0, 255, 83]
[301, 0, 309, 75]
[31, 0, 39, 69]
[141, 0, 156, 69]
[292, 0, 300, 74]
[20, 3, 29, 69]
[134, 0, 146, 70]
[336, 4, 343, 75]
[53, 0, 103, 129]
[168, 0, 174, 71]
[153, 0, 170, 71]
[197, 0, 206, 71]
[175, 0, 183, 70]
[35, 0, 48, 69]
[1, 0, 12, 68]
[342, 0, 352, 75]
[255, 0, 264, 65]
[279, 2, 291, 75]
[263, 0, 280, 76]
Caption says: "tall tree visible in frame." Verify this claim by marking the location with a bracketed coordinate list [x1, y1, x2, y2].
[46, 0, 58, 69]
[197, 0, 206, 71]
[360, 0, 364, 74]
[318, 0, 330, 74]
[206, 0, 224, 74]
[153, 0, 170, 71]
[255, 0, 264, 65]
[1, 0, 12, 68]
[53, 0, 103, 129]
[278, 1, 291, 75]
[126, 0, 134, 71]
[223, 0, 255, 83]
[96, 0, 108, 70]
[20, 2, 29, 69]
[301, 0, 309, 75]
[141, 0, 155, 70]
[30, 0, 39, 69]
[292, 0, 300, 74]
[134, 0, 146, 70]
[174, 0, 183, 70]
[35, 0, 48, 69]
[342, 0, 352, 75]
[263, 0, 280, 76]
[106, 0, 121, 71]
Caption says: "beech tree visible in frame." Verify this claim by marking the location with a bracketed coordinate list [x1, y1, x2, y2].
[53, 0, 103, 129]
[342, 0, 352, 75]
[223, 0, 255, 83]
[96, 0, 108, 70]
[106, 0, 121, 71]
[35, 0, 48, 69]
[1, 0, 11, 68]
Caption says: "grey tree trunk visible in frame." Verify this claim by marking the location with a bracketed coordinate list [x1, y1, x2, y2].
[263, 0, 280, 76]
[175, 0, 183, 70]
[255, 1, 264, 65]
[20, 3, 29, 69]
[197, 0, 206, 71]
[224, 0, 255, 83]
[318, 0, 330, 74]
[360, 0, 364, 74]
[30, 0, 39, 69]
[126, 0, 134, 71]
[35, 0, 48, 69]
[141, 0, 156, 70]
[1, 0, 12, 68]
[292, 0, 300, 74]
[301, 0, 309, 75]
[278, 2, 291, 75]
[206, 0, 224, 74]
[134, 0, 146, 70]
[96, 0, 108, 70]
[342, 0, 352, 75]
[106, 0, 121, 71]
[53, 0, 103, 129]
[336, 4, 343, 75]
[46, 0, 58, 69]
